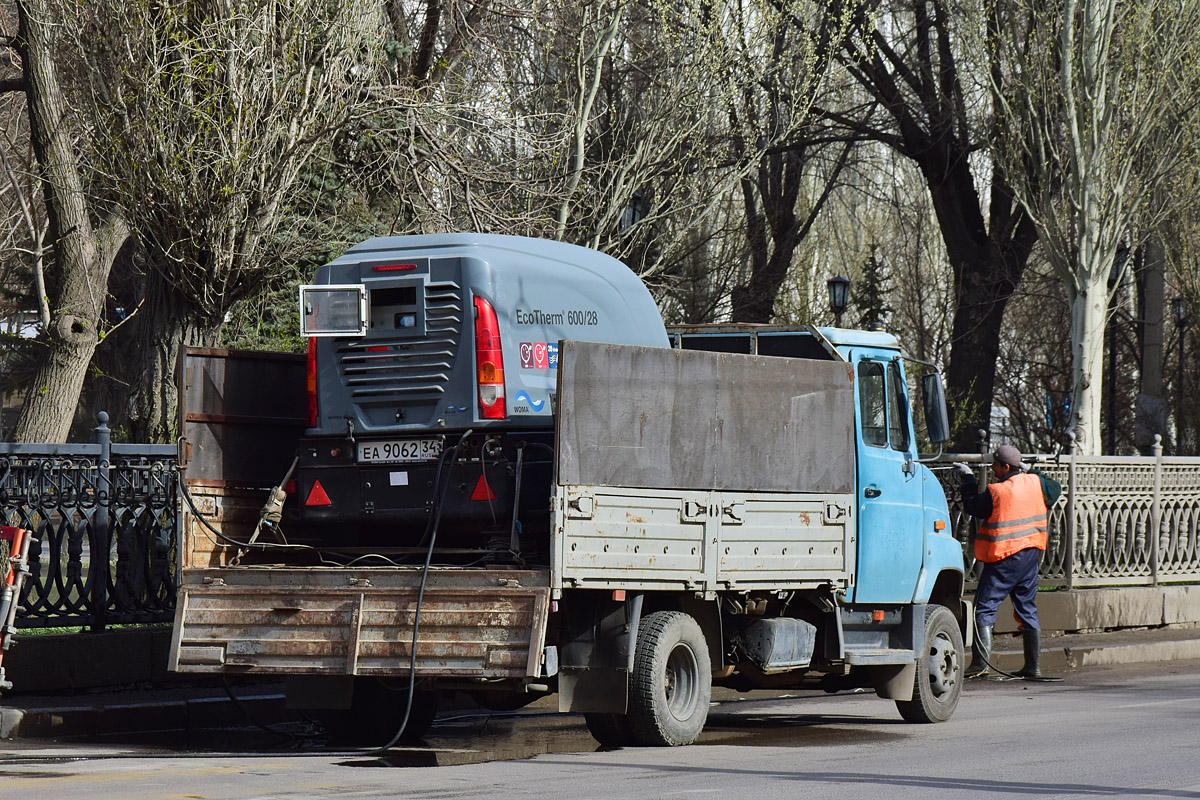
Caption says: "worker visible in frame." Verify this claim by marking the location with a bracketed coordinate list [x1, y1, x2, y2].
[953, 445, 1061, 680]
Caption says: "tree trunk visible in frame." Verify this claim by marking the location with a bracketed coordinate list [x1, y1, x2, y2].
[11, 0, 129, 443]
[14, 320, 98, 443]
[126, 270, 221, 443]
[1135, 236, 1169, 454]
[944, 271, 1010, 452]
[920, 157, 1035, 452]
[731, 245, 797, 323]
[1067, 280, 1109, 455]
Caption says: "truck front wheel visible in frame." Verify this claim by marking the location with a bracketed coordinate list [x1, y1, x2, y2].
[896, 604, 964, 723]
[627, 610, 711, 746]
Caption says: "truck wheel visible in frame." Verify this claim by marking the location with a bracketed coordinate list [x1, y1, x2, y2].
[896, 604, 964, 723]
[584, 712, 635, 747]
[627, 610, 711, 746]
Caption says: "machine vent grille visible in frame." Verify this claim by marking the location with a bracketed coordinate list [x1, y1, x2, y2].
[336, 281, 463, 400]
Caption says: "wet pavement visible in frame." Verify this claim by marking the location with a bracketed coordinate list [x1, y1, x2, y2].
[0, 687, 912, 767]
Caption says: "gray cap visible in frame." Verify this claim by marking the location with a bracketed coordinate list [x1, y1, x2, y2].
[992, 444, 1022, 468]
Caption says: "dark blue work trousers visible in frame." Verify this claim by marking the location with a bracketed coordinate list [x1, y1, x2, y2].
[974, 547, 1042, 630]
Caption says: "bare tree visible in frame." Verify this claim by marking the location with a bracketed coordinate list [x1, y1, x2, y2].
[57, 0, 384, 440]
[727, 0, 855, 323]
[7, 0, 130, 443]
[990, 0, 1200, 453]
[826, 0, 1039, 450]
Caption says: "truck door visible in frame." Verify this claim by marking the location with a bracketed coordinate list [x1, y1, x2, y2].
[850, 354, 923, 603]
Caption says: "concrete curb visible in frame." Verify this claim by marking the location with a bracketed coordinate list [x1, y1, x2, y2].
[990, 586, 1200, 635]
[989, 628, 1200, 673]
[0, 689, 287, 740]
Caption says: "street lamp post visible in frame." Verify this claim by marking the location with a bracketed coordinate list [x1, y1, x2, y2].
[827, 276, 850, 327]
[1172, 295, 1190, 452]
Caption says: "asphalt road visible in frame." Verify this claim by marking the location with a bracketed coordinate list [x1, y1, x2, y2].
[2, 659, 1199, 800]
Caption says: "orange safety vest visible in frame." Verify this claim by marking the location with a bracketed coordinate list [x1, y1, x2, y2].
[974, 472, 1048, 563]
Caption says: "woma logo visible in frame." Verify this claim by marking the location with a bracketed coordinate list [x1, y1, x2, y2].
[514, 390, 545, 411]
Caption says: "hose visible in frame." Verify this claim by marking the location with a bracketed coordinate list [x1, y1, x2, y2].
[370, 429, 472, 754]
[969, 614, 1063, 683]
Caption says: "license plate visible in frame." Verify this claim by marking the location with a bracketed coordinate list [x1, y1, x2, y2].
[357, 438, 442, 464]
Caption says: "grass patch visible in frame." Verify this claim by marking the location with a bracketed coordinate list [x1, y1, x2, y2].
[15, 623, 172, 636]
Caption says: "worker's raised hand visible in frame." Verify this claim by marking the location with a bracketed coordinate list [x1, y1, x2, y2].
[951, 462, 973, 478]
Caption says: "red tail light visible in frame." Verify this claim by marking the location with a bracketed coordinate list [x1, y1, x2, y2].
[306, 337, 319, 427]
[473, 295, 506, 419]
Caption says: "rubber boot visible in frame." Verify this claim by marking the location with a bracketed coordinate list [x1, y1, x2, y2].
[966, 624, 993, 678]
[1016, 627, 1041, 679]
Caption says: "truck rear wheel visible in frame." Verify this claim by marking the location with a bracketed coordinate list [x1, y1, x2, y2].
[627, 610, 711, 746]
[896, 604, 963, 723]
[584, 712, 635, 747]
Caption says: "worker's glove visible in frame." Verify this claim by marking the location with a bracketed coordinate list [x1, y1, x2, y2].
[951, 462, 973, 478]
[260, 487, 287, 527]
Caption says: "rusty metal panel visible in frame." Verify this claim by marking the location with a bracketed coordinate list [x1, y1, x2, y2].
[170, 568, 549, 678]
[178, 347, 306, 488]
[555, 342, 856, 493]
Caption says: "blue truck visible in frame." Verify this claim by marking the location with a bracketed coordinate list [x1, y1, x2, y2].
[169, 234, 968, 748]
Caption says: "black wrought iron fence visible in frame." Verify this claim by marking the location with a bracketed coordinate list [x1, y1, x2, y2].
[931, 436, 1200, 588]
[0, 413, 178, 630]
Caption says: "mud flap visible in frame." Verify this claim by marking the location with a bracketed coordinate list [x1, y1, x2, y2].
[558, 666, 629, 713]
[869, 662, 916, 700]
[557, 592, 643, 713]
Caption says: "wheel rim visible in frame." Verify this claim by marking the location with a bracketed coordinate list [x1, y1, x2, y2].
[664, 641, 700, 721]
[927, 630, 959, 698]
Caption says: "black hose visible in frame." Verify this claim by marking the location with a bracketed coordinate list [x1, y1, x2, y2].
[370, 429, 472, 754]
[220, 676, 322, 744]
[178, 477, 319, 555]
[969, 614, 1063, 683]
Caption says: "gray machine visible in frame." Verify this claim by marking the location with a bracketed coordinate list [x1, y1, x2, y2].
[286, 234, 669, 551]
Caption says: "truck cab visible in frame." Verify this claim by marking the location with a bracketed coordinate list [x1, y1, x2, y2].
[669, 324, 963, 612]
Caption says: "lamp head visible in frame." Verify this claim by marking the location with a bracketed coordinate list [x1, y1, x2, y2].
[1172, 295, 1190, 326]
[827, 275, 851, 317]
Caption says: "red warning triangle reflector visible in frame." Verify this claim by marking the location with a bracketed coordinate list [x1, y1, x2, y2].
[470, 475, 496, 502]
[305, 480, 332, 506]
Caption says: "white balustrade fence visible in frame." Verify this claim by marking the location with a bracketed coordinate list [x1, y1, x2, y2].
[932, 441, 1200, 587]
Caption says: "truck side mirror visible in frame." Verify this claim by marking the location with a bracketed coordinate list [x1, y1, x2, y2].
[299, 285, 368, 337]
[922, 373, 950, 444]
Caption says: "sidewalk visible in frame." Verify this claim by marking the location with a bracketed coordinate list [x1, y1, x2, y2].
[3, 626, 1198, 741]
[988, 625, 1200, 672]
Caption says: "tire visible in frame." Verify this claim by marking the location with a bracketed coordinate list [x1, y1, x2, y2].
[627, 610, 712, 746]
[584, 712, 635, 747]
[896, 604, 964, 723]
[314, 678, 439, 745]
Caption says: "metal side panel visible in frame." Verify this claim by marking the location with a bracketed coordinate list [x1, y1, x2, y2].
[172, 568, 549, 678]
[716, 492, 855, 590]
[554, 486, 855, 593]
[556, 485, 710, 591]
